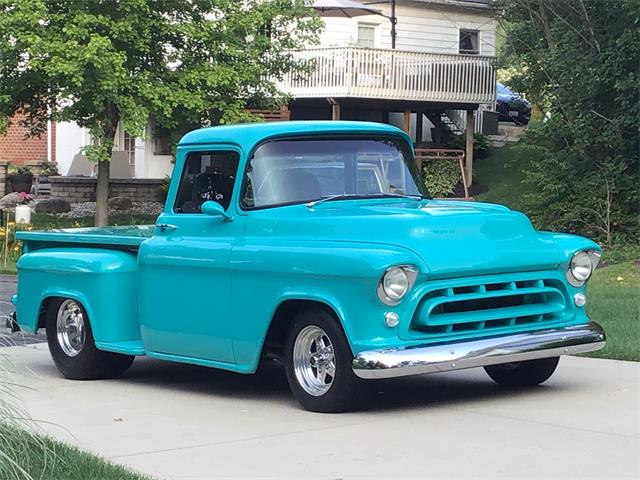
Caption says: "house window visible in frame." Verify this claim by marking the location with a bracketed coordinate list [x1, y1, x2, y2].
[154, 127, 172, 155]
[459, 29, 480, 55]
[357, 23, 376, 48]
[124, 133, 136, 165]
[124, 133, 136, 176]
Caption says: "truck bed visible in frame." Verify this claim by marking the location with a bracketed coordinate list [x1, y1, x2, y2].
[16, 225, 155, 249]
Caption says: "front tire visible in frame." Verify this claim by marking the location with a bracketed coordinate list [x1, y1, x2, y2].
[484, 357, 560, 387]
[284, 308, 361, 413]
[46, 298, 134, 380]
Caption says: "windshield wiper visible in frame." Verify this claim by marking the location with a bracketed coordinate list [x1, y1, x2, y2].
[306, 193, 429, 208]
[305, 194, 364, 208]
[368, 193, 429, 200]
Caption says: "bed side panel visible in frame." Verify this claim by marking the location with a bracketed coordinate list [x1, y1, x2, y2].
[16, 248, 140, 344]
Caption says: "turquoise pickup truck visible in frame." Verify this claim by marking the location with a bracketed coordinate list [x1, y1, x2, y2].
[10, 121, 605, 412]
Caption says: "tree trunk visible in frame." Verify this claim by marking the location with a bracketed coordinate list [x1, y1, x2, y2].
[94, 109, 118, 227]
[95, 159, 110, 227]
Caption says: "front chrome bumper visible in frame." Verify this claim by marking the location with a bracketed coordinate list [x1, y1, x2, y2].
[352, 322, 605, 379]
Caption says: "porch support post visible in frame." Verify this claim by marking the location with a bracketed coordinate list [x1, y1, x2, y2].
[327, 98, 340, 120]
[332, 103, 340, 121]
[465, 109, 475, 186]
[402, 110, 411, 135]
[416, 111, 423, 145]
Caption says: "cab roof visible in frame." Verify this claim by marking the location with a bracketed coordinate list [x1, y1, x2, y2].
[177, 120, 410, 148]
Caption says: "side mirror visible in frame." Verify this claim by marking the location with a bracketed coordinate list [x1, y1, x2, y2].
[201, 200, 234, 222]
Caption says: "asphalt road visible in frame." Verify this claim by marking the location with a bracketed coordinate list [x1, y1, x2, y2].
[2, 275, 639, 479]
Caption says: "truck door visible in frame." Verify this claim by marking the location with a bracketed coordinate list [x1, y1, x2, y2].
[138, 148, 243, 364]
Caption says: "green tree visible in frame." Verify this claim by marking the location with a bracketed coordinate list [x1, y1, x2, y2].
[0, 0, 320, 225]
[495, 0, 639, 244]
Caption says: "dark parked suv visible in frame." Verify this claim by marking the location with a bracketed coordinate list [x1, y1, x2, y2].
[496, 83, 531, 125]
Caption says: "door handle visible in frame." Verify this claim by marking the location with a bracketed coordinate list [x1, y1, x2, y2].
[156, 223, 177, 232]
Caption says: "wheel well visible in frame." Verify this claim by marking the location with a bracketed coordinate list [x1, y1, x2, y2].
[260, 300, 340, 361]
[37, 296, 68, 329]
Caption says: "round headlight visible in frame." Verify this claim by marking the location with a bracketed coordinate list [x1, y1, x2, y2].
[383, 267, 409, 301]
[568, 251, 593, 286]
[377, 265, 418, 305]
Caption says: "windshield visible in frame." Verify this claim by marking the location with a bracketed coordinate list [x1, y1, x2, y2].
[241, 137, 429, 209]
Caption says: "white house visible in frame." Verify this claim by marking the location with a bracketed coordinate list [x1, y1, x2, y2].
[282, 0, 497, 161]
[55, 0, 496, 182]
[55, 120, 174, 180]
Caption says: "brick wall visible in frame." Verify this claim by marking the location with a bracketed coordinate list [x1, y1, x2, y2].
[0, 112, 54, 165]
[50, 176, 165, 203]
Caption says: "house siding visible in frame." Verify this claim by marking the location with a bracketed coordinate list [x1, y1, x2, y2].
[317, 4, 496, 56]
[56, 121, 91, 175]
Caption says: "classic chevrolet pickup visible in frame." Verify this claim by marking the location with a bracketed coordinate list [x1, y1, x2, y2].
[10, 121, 605, 412]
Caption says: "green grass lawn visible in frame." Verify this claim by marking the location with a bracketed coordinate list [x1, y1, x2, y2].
[473, 143, 541, 212]
[1, 425, 150, 480]
[586, 259, 640, 361]
[475, 143, 639, 361]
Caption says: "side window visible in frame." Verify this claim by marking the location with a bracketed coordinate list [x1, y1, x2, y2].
[174, 151, 239, 213]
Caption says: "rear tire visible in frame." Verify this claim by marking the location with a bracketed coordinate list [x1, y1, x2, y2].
[284, 308, 361, 413]
[484, 357, 559, 387]
[46, 298, 134, 380]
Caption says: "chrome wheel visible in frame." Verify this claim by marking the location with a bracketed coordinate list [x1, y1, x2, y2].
[56, 300, 86, 357]
[293, 325, 336, 396]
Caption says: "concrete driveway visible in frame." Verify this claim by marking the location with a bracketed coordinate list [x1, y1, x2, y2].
[4, 341, 639, 480]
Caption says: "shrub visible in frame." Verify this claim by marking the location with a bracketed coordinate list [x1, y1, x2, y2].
[422, 160, 462, 198]
[40, 162, 59, 176]
[159, 175, 171, 202]
[7, 165, 33, 177]
[495, 0, 640, 244]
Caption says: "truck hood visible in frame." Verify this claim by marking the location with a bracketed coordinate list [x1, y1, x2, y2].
[268, 200, 562, 278]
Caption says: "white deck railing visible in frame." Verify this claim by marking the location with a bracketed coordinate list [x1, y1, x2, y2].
[280, 47, 496, 105]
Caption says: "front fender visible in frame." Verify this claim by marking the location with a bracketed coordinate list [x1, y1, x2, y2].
[538, 232, 601, 264]
[16, 248, 141, 343]
[231, 240, 425, 372]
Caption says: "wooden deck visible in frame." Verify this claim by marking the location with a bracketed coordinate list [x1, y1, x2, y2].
[280, 47, 496, 105]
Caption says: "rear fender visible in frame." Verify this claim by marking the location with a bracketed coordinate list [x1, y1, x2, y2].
[15, 248, 141, 343]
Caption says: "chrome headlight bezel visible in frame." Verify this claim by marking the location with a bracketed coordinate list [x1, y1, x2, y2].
[566, 249, 601, 287]
[377, 265, 418, 305]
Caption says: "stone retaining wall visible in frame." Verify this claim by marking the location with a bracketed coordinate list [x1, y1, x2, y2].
[0, 162, 8, 198]
[0, 160, 48, 197]
[49, 176, 165, 203]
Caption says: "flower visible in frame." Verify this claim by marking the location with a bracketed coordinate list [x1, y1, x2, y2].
[16, 192, 34, 205]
